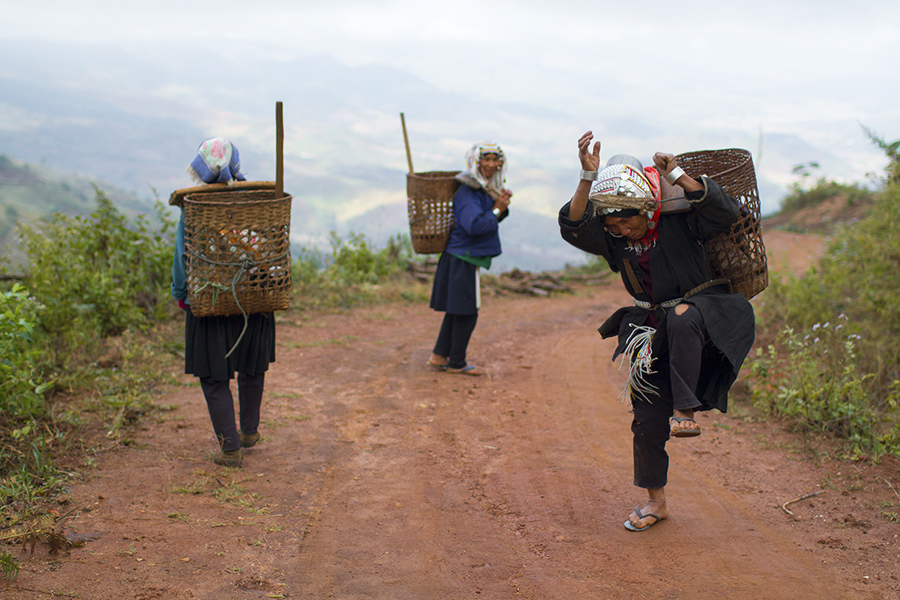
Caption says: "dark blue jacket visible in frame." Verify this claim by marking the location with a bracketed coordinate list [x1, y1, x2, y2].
[444, 185, 507, 258]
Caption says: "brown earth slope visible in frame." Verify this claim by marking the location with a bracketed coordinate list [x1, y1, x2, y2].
[3, 229, 899, 600]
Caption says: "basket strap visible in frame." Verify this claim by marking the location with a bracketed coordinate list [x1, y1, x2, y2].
[621, 260, 645, 296]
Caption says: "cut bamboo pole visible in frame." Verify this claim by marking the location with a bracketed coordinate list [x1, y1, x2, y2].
[275, 101, 284, 199]
[400, 112, 414, 174]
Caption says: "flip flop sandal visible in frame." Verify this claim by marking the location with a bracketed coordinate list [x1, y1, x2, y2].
[670, 416, 701, 438]
[446, 365, 485, 376]
[624, 506, 665, 532]
[426, 359, 448, 371]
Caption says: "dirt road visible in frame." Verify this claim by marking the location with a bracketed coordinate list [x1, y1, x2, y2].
[4, 230, 899, 599]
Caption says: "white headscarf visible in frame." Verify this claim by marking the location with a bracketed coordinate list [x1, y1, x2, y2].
[461, 141, 507, 193]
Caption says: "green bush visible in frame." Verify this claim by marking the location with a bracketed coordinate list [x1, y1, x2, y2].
[17, 190, 175, 367]
[779, 162, 875, 213]
[750, 318, 897, 456]
[327, 232, 411, 286]
[292, 232, 420, 310]
[0, 284, 52, 420]
[751, 175, 900, 457]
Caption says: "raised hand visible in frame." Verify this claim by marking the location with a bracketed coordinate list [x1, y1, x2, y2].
[652, 152, 677, 176]
[579, 130, 601, 172]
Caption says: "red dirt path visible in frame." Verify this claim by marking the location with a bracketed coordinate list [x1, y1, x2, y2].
[3, 229, 899, 600]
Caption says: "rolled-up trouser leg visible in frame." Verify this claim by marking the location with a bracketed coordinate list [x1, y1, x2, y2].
[631, 364, 673, 489]
[666, 304, 706, 412]
[200, 378, 241, 452]
[237, 371, 265, 436]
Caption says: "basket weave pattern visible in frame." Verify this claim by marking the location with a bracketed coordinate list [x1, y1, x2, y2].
[676, 149, 768, 300]
[406, 171, 461, 254]
[183, 190, 292, 317]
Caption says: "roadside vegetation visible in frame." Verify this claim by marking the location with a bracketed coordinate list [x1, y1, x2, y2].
[749, 129, 900, 459]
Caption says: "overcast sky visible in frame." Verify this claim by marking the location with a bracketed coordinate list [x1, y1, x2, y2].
[4, 0, 900, 190]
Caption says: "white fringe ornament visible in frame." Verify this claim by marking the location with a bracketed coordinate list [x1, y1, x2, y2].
[617, 324, 658, 406]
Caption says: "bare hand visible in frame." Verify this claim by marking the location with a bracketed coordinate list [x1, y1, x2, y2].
[652, 152, 677, 176]
[579, 131, 601, 172]
[493, 189, 512, 213]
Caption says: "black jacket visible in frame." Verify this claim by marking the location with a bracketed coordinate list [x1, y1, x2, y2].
[558, 178, 755, 412]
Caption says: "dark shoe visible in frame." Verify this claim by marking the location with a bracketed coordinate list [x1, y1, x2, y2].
[213, 449, 243, 467]
[240, 431, 261, 448]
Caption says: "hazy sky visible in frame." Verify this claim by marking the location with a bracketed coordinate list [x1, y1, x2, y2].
[4, 0, 900, 190]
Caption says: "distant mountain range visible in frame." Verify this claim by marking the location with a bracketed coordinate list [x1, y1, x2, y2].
[0, 39, 871, 271]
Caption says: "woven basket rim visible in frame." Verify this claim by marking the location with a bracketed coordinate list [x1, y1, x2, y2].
[676, 148, 752, 178]
[183, 194, 293, 207]
[168, 180, 278, 206]
[407, 170, 461, 179]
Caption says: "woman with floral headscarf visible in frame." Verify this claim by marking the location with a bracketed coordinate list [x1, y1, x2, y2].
[172, 137, 275, 468]
[558, 130, 755, 532]
[427, 142, 512, 376]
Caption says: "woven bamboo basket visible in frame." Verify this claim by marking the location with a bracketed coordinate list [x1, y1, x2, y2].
[183, 189, 292, 317]
[675, 148, 768, 300]
[406, 171, 461, 254]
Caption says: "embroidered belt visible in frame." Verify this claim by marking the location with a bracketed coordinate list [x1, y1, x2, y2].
[630, 278, 733, 312]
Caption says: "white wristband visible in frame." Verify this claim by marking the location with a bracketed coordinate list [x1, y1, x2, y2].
[492, 207, 501, 217]
[580, 169, 598, 181]
[665, 166, 686, 185]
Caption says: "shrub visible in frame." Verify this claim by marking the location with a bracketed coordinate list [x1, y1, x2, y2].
[327, 232, 412, 286]
[292, 232, 420, 310]
[780, 162, 875, 213]
[750, 318, 897, 456]
[0, 284, 52, 420]
[17, 190, 175, 367]
[750, 172, 900, 457]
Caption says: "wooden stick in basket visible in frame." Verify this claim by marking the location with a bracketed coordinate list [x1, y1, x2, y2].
[400, 112, 414, 174]
[276, 101, 284, 199]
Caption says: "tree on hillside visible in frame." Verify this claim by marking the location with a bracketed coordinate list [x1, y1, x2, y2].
[861, 125, 900, 185]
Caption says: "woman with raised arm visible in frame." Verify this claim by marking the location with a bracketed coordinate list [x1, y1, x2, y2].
[558, 130, 755, 531]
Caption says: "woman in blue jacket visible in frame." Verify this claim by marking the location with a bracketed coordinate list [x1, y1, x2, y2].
[427, 142, 512, 376]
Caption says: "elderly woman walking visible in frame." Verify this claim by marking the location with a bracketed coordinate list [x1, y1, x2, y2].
[427, 142, 512, 376]
[171, 137, 276, 468]
[558, 130, 755, 531]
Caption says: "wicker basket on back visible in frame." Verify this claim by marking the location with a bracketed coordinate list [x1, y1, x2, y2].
[181, 188, 292, 317]
[406, 171, 461, 254]
[675, 148, 768, 300]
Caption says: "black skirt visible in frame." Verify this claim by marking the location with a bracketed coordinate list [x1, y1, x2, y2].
[430, 253, 479, 315]
[184, 309, 276, 381]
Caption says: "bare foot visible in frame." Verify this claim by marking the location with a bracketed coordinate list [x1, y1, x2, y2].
[670, 409, 701, 437]
[427, 354, 448, 370]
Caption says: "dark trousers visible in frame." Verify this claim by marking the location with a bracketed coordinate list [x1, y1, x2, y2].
[433, 312, 479, 369]
[200, 372, 265, 452]
[631, 304, 707, 488]
[666, 305, 706, 412]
